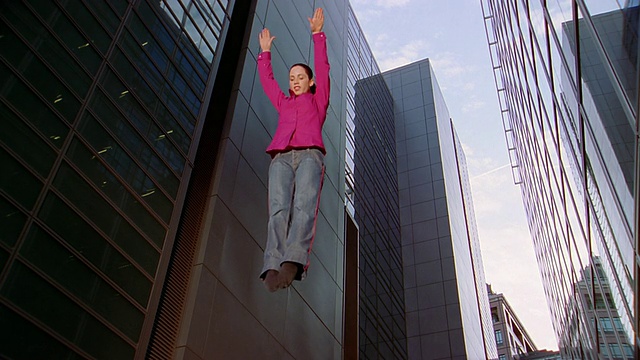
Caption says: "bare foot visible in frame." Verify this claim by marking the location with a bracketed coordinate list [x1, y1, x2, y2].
[263, 270, 280, 292]
[279, 262, 299, 288]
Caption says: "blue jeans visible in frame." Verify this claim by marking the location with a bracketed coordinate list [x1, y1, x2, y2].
[261, 148, 325, 281]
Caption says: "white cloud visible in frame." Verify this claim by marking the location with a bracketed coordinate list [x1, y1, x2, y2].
[374, 39, 429, 71]
[430, 52, 475, 78]
[376, 0, 411, 7]
[351, 0, 411, 8]
[462, 82, 476, 91]
[462, 98, 485, 113]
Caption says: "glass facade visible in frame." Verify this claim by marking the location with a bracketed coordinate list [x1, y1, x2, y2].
[383, 59, 498, 359]
[346, 6, 407, 359]
[482, 0, 638, 358]
[0, 0, 230, 358]
[1, 0, 507, 358]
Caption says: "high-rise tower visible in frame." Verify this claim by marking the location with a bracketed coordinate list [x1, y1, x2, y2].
[482, 1, 638, 358]
[383, 59, 498, 360]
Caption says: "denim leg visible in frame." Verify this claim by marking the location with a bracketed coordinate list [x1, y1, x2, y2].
[284, 149, 325, 279]
[261, 152, 295, 278]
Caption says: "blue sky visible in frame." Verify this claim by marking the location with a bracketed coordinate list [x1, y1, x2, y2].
[350, 0, 558, 350]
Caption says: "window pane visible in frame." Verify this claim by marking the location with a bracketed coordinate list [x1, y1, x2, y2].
[39, 192, 158, 281]
[1, 1, 102, 74]
[82, 0, 122, 34]
[143, 2, 208, 82]
[1, 103, 58, 177]
[609, 344, 622, 356]
[67, 137, 173, 223]
[51, 162, 165, 248]
[20, 225, 145, 342]
[0, 34, 80, 122]
[89, 87, 186, 175]
[106, 47, 197, 132]
[0, 18, 91, 98]
[0, 62, 70, 142]
[105, 0, 128, 16]
[77, 111, 179, 199]
[0, 147, 43, 210]
[27, 0, 111, 54]
[63, 139, 169, 236]
[119, 23, 204, 116]
[126, 13, 207, 97]
[0, 304, 84, 360]
[57, 0, 115, 44]
[0, 197, 26, 248]
[623, 344, 634, 356]
[0, 248, 8, 271]
[495, 329, 504, 345]
[0, 262, 134, 359]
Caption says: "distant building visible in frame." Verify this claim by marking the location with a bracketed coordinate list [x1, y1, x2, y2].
[347, 9, 406, 358]
[571, 258, 634, 359]
[488, 285, 537, 359]
[382, 59, 498, 360]
[518, 349, 563, 360]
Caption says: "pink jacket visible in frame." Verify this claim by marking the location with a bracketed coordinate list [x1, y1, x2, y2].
[257, 32, 330, 156]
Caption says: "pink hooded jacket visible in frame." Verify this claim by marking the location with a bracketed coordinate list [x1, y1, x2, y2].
[257, 32, 330, 156]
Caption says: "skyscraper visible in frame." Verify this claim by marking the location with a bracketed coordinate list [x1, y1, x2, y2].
[347, 8, 407, 358]
[1, 1, 498, 358]
[382, 59, 498, 360]
[1, 1, 350, 358]
[482, 1, 638, 358]
[1, 0, 238, 358]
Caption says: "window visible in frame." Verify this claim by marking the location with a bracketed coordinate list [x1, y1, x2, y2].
[492, 308, 500, 323]
[499, 355, 506, 360]
[613, 317, 624, 332]
[623, 344, 634, 357]
[608, 344, 622, 357]
[600, 317, 614, 332]
[495, 329, 504, 345]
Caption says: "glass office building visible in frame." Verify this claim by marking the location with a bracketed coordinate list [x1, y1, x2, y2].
[0, 0, 352, 358]
[346, 6, 407, 359]
[1, 0, 500, 358]
[1, 0, 233, 358]
[482, 0, 638, 358]
[383, 59, 498, 360]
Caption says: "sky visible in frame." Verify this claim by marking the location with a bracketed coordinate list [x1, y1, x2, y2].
[349, 0, 559, 351]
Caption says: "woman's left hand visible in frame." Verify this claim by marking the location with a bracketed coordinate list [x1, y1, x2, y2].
[309, 8, 324, 34]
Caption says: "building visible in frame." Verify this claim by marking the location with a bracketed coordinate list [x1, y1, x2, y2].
[488, 285, 537, 359]
[1, 0, 497, 359]
[518, 350, 563, 360]
[0, 1, 351, 358]
[382, 59, 498, 359]
[346, 7, 407, 359]
[573, 258, 634, 359]
[482, 1, 638, 358]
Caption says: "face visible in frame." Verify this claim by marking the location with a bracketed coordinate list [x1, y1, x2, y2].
[289, 65, 314, 95]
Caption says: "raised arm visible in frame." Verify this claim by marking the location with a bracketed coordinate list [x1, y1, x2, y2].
[309, 9, 330, 116]
[257, 28, 285, 110]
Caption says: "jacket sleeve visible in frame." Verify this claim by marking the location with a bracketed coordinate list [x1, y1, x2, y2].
[312, 32, 330, 119]
[257, 51, 285, 111]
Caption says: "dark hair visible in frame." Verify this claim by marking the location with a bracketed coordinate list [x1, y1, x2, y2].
[290, 63, 316, 94]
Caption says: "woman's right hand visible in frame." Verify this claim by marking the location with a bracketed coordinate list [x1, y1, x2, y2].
[259, 28, 275, 52]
